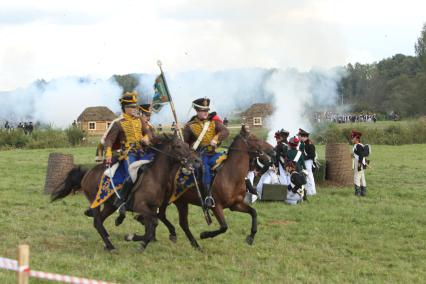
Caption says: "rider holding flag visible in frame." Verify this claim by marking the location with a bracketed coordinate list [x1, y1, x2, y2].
[183, 97, 229, 208]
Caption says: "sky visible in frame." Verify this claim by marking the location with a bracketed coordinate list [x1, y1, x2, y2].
[0, 0, 425, 91]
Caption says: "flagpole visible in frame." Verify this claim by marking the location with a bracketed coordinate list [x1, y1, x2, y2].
[157, 60, 184, 140]
[156, 60, 212, 225]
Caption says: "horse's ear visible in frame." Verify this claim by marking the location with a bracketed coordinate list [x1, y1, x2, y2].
[240, 124, 250, 137]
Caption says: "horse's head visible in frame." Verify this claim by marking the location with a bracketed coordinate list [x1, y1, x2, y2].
[153, 133, 201, 170]
[238, 125, 273, 160]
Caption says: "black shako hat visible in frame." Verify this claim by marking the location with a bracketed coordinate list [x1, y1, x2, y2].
[192, 97, 210, 111]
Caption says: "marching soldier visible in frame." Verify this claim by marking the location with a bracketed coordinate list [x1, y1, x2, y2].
[298, 128, 316, 196]
[351, 130, 369, 196]
[183, 97, 229, 208]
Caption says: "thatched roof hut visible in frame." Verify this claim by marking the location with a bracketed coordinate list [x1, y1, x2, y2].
[77, 106, 117, 135]
[240, 103, 274, 127]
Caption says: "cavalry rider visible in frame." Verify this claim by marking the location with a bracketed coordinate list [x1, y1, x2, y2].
[287, 136, 305, 172]
[103, 92, 153, 225]
[351, 130, 368, 197]
[298, 128, 317, 196]
[284, 161, 307, 205]
[274, 129, 290, 185]
[139, 103, 156, 140]
[183, 97, 229, 208]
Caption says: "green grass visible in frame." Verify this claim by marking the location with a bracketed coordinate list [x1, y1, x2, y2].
[1, 145, 426, 283]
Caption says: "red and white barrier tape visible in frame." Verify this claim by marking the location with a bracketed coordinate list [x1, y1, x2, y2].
[0, 256, 112, 284]
[0, 257, 18, 271]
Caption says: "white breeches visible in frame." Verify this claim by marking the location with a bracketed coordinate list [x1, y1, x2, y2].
[278, 163, 290, 185]
[246, 171, 258, 203]
[304, 160, 316, 195]
[286, 190, 303, 205]
[354, 167, 366, 187]
[256, 169, 280, 198]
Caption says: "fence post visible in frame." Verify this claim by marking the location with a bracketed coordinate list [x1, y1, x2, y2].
[17, 244, 29, 284]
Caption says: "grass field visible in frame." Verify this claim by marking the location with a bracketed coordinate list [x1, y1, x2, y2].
[1, 144, 426, 283]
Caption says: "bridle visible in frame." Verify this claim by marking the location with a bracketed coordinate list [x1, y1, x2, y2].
[146, 141, 193, 169]
[226, 134, 264, 158]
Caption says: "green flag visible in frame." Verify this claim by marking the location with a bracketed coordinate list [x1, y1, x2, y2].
[152, 74, 170, 113]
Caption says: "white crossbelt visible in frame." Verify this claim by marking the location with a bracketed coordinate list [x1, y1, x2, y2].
[192, 121, 211, 151]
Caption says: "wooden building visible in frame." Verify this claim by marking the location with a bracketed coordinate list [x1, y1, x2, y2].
[240, 103, 274, 127]
[77, 106, 117, 135]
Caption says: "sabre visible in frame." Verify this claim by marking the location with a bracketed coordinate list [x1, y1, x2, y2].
[191, 169, 212, 225]
[108, 164, 121, 199]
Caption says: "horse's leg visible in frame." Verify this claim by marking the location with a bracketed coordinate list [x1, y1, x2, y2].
[200, 205, 228, 240]
[158, 203, 177, 243]
[92, 204, 116, 250]
[230, 202, 257, 245]
[175, 202, 200, 249]
[135, 203, 157, 252]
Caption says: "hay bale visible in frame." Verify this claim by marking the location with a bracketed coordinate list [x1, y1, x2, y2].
[325, 143, 352, 186]
[44, 153, 74, 194]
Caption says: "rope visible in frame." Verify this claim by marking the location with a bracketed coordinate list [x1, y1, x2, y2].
[0, 256, 113, 284]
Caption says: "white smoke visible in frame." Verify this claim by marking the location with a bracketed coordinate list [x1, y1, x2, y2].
[0, 77, 122, 128]
[265, 67, 346, 143]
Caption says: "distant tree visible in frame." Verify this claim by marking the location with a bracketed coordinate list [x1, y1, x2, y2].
[415, 22, 426, 69]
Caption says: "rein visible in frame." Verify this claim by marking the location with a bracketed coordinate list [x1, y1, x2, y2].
[224, 134, 262, 155]
[146, 144, 188, 163]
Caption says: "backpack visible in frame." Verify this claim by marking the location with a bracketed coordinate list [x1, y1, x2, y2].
[364, 144, 371, 157]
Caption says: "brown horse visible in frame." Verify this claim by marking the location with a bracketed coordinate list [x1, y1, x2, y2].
[128, 126, 274, 249]
[51, 134, 199, 251]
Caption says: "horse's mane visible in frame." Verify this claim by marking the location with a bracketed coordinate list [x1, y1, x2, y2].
[151, 133, 176, 148]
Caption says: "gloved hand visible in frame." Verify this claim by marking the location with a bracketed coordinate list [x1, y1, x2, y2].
[105, 157, 112, 166]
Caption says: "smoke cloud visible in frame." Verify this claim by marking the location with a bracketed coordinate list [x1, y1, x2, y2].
[0, 68, 345, 134]
[0, 77, 122, 128]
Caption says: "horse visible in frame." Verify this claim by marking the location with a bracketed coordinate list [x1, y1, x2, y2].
[51, 134, 199, 251]
[127, 125, 274, 249]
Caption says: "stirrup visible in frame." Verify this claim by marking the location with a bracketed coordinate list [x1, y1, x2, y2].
[205, 196, 215, 208]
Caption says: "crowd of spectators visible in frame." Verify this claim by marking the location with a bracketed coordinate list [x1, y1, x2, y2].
[313, 112, 377, 124]
[2, 120, 34, 134]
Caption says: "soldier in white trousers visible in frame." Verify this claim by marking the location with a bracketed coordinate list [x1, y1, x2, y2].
[351, 130, 368, 196]
[298, 128, 316, 196]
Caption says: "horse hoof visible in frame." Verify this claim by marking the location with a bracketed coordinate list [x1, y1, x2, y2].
[169, 235, 177, 243]
[124, 234, 134, 242]
[152, 238, 158, 242]
[139, 242, 147, 253]
[246, 235, 254, 245]
[104, 245, 116, 252]
[200, 232, 209, 239]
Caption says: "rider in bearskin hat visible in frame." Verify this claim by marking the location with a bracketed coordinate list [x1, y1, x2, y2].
[183, 97, 229, 208]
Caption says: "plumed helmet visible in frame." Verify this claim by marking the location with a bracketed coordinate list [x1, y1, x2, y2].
[192, 97, 210, 111]
[119, 91, 138, 107]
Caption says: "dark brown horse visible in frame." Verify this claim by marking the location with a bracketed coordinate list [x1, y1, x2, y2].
[51, 134, 199, 251]
[128, 126, 274, 249]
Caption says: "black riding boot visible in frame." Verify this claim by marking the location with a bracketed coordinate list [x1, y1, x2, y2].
[360, 186, 367, 196]
[114, 179, 133, 226]
[354, 185, 361, 196]
[204, 184, 215, 208]
[245, 178, 258, 195]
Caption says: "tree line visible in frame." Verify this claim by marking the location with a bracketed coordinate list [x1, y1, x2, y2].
[338, 23, 426, 117]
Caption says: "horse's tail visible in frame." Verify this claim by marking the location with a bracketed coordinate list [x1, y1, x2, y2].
[51, 166, 87, 202]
